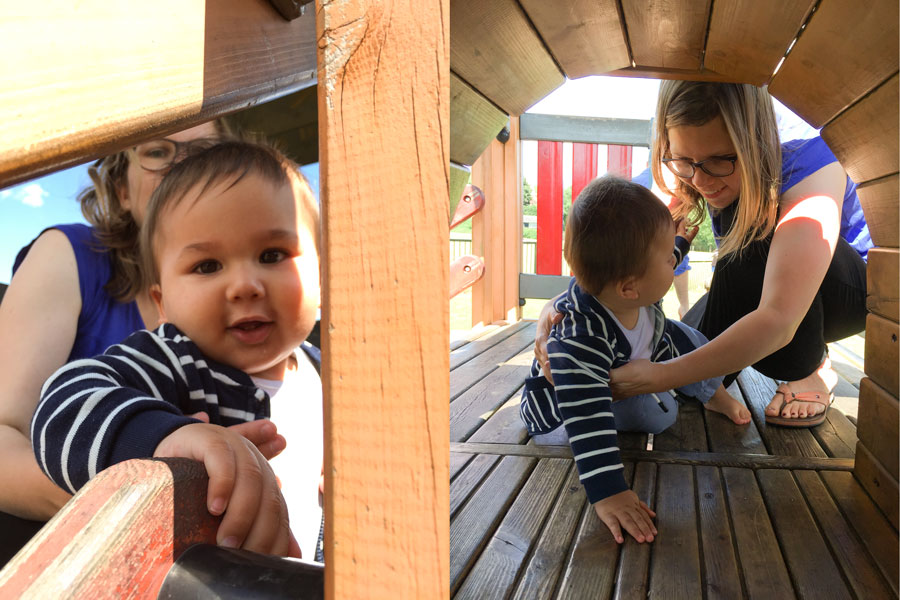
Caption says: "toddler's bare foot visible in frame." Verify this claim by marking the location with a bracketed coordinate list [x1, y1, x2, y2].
[764, 357, 838, 420]
[705, 385, 751, 425]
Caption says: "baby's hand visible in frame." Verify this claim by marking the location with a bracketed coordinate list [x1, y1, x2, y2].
[675, 218, 699, 243]
[593, 489, 657, 544]
[187, 412, 287, 460]
[155, 423, 297, 557]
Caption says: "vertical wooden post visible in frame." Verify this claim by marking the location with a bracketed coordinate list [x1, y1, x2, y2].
[607, 144, 633, 178]
[471, 117, 522, 326]
[317, 1, 448, 598]
[572, 143, 598, 202]
[535, 140, 563, 275]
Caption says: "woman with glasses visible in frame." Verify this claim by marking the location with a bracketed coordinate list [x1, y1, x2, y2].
[535, 81, 869, 429]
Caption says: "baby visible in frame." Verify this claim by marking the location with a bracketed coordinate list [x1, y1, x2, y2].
[32, 140, 322, 559]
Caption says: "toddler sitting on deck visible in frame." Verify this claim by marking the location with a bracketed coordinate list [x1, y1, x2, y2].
[520, 176, 749, 544]
[31, 141, 323, 560]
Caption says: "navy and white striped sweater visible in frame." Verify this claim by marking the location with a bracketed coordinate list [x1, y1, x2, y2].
[520, 236, 692, 504]
[32, 323, 315, 494]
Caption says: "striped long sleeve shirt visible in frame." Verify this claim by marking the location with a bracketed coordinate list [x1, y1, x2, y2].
[31, 323, 270, 494]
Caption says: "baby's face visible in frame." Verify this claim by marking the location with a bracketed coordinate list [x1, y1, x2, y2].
[150, 172, 320, 380]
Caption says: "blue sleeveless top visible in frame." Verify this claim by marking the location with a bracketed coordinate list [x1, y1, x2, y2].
[712, 137, 872, 261]
[13, 224, 145, 361]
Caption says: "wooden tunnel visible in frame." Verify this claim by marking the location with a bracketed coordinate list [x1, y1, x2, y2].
[451, 0, 898, 529]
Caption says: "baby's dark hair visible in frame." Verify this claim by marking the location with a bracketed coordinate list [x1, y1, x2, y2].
[564, 175, 673, 296]
[140, 140, 318, 286]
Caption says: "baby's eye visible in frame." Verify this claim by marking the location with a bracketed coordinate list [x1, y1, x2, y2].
[260, 249, 286, 264]
[192, 260, 221, 274]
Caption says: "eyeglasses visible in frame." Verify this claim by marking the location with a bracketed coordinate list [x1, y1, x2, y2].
[130, 138, 218, 172]
[662, 155, 738, 178]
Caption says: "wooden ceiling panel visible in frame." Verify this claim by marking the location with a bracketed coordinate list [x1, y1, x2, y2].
[450, 73, 509, 166]
[450, 0, 564, 115]
[518, 0, 630, 79]
[857, 175, 899, 249]
[769, 0, 899, 128]
[704, 0, 815, 85]
[621, 0, 711, 71]
[821, 73, 899, 186]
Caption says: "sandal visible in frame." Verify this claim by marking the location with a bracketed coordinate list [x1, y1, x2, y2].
[765, 382, 834, 428]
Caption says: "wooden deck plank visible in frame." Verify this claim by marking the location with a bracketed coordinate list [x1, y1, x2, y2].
[454, 458, 571, 599]
[794, 470, 896, 599]
[450, 321, 532, 370]
[467, 395, 530, 445]
[450, 453, 501, 518]
[756, 469, 852, 599]
[450, 452, 476, 481]
[451, 354, 531, 441]
[810, 407, 858, 459]
[722, 467, 795, 598]
[450, 323, 537, 400]
[820, 471, 899, 596]
[450, 455, 536, 594]
[649, 464, 702, 599]
[509, 465, 583, 600]
[695, 466, 743, 600]
[451, 323, 505, 352]
[653, 399, 708, 452]
[705, 380, 767, 454]
[611, 462, 656, 600]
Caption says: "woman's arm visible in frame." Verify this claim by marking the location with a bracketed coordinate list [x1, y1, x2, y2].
[612, 163, 846, 395]
[0, 229, 80, 519]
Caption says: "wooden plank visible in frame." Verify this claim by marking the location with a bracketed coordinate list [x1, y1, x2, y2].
[451, 323, 536, 399]
[821, 470, 899, 594]
[864, 313, 899, 396]
[756, 469, 852, 599]
[450, 451, 476, 482]
[509, 464, 584, 600]
[722, 467, 795, 599]
[450, 0, 564, 116]
[611, 462, 656, 600]
[518, 113, 651, 145]
[648, 464, 701, 598]
[795, 470, 896, 599]
[858, 177, 900, 249]
[621, 0, 710, 71]
[451, 355, 531, 442]
[450, 73, 509, 167]
[518, 0, 630, 79]
[737, 369, 828, 458]
[450, 455, 536, 594]
[450, 161, 472, 223]
[704, 0, 815, 85]
[810, 406, 858, 460]
[604, 65, 740, 83]
[454, 458, 570, 599]
[820, 73, 899, 184]
[450, 453, 501, 518]
[705, 380, 767, 454]
[317, 0, 448, 596]
[653, 398, 708, 453]
[768, 1, 899, 128]
[227, 85, 319, 166]
[467, 394, 530, 445]
[857, 377, 899, 480]
[854, 441, 899, 531]
[868, 248, 900, 321]
[451, 321, 532, 371]
[695, 466, 742, 600]
[0, 0, 317, 188]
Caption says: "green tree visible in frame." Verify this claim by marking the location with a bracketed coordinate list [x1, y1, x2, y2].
[523, 179, 534, 206]
[691, 217, 717, 252]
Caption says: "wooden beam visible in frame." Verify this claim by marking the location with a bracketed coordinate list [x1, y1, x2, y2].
[450, 73, 509, 167]
[858, 175, 900, 249]
[317, 0, 448, 597]
[854, 441, 899, 530]
[0, 0, 316, 189]
[864, 313, 899, 397]
[621, 0, 710, 71]
[519, 113, 651, 146]
[857, 377, 899, 481]
[868, 248, 900, 322]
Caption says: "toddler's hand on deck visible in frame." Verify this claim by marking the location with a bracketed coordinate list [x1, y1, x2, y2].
[535, 302, 564, 383]
[593, 490, 657, 544]
[154, 423, 294, 557]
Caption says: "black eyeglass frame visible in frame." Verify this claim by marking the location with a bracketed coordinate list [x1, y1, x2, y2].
[130, 137, 220, 173]
[661, 155, 738, 178]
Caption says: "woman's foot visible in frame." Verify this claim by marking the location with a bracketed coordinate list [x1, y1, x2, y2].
[705, 385, 751, 425]
[765, 357, 838, 420]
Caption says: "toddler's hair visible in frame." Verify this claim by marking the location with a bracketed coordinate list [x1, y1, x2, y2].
[564, 176, 672, 296]
[140, 140, 319, 286]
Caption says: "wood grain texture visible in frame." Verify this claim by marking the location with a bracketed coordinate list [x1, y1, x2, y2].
[451, 355, 531, 442]
[450, 0, 564, 115]
[649, 464, 702, 598]
[695, 466, 741, 600]
[868, 247, 900, 320]
[856, 377, 899, 480]
[467, 394, 530, 445]
[795, 470, 896, 599]
[864, 313, 899, 396]
[450, 453, 501, 518]
[857, 176, 900, 249]
[450, 72, 509, 166]
[451, 321, 532, 370]
[611, 461, 656, 600]
[0, 0, 317, 188]
[653, 399, 707, 452]
[518, 0, 630, 79]
[854, 441, 899, 531]
[317, 0, 448, 597]
[451, 323, 536, 399]
[450, 161, 473, 222]
[705, 381, 767, 454]
[820, 73, 899, 185]
[621, 0, 710, 71]
[454, 458, 570, 599]
[756, 469, 851, 599]
[451, 451, 476, 482]
[704, 0, 815, 85]
[0, 459, 217, 598]
[768, 0, 899, 128]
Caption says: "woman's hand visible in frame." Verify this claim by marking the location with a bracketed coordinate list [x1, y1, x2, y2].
[534, 298, 563, 383]
[609, 359, 665, 399]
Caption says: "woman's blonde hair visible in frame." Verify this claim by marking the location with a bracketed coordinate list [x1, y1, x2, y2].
[650, 81, 781, 259]
[78, 119, 235, 302]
